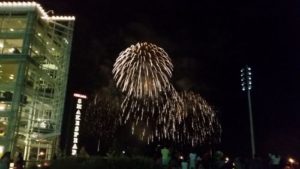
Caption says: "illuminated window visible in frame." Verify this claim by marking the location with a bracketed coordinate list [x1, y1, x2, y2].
[0, 102, 11, 112]
[0, 117, 8, 137]
[0, 63, 19, 84]
[0, 145, 4, 158]
[0, 39, 23, 54]
[0, 16, 27, 32]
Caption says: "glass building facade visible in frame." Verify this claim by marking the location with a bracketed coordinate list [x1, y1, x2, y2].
[0, 2, 75, 160]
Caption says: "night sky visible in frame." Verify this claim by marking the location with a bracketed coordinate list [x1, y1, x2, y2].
[37, 0, 299, 158]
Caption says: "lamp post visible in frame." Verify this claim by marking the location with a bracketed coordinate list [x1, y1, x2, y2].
[240, 65, 255, 159]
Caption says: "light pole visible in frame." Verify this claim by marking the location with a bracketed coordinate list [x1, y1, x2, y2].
[240, 65, 255, 159]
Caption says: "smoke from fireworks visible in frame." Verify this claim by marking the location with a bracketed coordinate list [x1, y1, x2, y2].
[112, 42, 173, 99]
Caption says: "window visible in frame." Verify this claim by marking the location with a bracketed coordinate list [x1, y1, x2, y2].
[0, 39, 23, 54]
[0, 62, 19, 84]
[0, 117, 8, 137]
[0, 16, 27, 32]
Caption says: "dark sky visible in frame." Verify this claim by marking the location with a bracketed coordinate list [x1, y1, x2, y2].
[38, 0, 300, 158]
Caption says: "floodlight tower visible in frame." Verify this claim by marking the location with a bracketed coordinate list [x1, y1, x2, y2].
[240, 65, 255, 159]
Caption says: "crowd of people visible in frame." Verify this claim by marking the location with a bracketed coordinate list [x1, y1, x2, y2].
[0, 147, 298, 169]
[155, 146, 299, 169]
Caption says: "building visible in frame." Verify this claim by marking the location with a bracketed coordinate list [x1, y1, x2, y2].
[0, 2, 75, 160]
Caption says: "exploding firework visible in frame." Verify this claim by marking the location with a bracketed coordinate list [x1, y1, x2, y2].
[112, 42, 173, 99]
[81, 88, 121, 144]
[112, 42, 221, 146]
[177, 91, 222, 145]
[120, 85, 185, 142]
[126, 90, 221, 146]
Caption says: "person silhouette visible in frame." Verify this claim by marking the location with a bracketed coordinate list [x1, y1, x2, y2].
[0, 152, 11, 169]
[161, 146, 170, 167]
[14, 152, 24, 169]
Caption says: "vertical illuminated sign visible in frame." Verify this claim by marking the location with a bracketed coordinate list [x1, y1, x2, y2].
[71, 93, 87, 156]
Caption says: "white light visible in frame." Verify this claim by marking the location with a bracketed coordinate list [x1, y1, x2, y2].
[122, 150, 125, 154]
[0, 41, 3, 48]
[242, 87, 245, 91]
[9, 163, 14, 169]
[225, 157, 229, 163]
[63, 38, 69, 44]
[42, 64, 58, 70]
[72, 96, 84, 156]
[288, 158, 295, 164]
[179, 155, 184, 160]
[31, 133, 38, 138]
[39, 152, 45, 156]
[247, 67, 251, 71]
[39, 121, 47, 128]
[42, 16, 76, 21]
[51, 48, 55, 51]
[37, 164, 41, 168]
[73, 93, 87, 99]
[0, 2, 75, 21]
[9, 28, 14, 31]
[8, 48, 14, 53]
[38, 33, 41, 36]
[9, 76, 14, 80]
[0, 103, 6, 111]
[72, 144, 78, 150]
[0, 146, 4, 155]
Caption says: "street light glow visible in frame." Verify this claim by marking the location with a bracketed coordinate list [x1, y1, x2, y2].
[240, 65, 255, 159]
[288, 158, 295, 164]
[240, 66, 252, 91]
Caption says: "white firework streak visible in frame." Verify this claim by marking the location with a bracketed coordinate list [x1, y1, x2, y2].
[112, 42, 173, 99]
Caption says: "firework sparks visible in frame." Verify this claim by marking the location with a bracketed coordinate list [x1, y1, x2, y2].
[112, 42, 221, 146]
[177, 91, 222, 145]
[81, 89, 121, 143]
[112, 42, 173, 99]
[127, 90, 221, 145]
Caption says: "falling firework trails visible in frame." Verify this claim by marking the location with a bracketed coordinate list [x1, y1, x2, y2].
[112, 42, 183, 141]
[120, 85, 185, 141]
[113, 42, 221, 145]
[177, 91, 221, 145]
[112, 42, 173, 99]
[81, 90, 121, 143]
[128, 90, 221, 146]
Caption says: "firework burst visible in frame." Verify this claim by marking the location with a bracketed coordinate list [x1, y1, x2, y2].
[177, 91, 221, 145]
[112, 42, 221, 146]
[112, 42, 173, 99]
[120, 85, 185, 142]
[81, 89, 121, 143]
